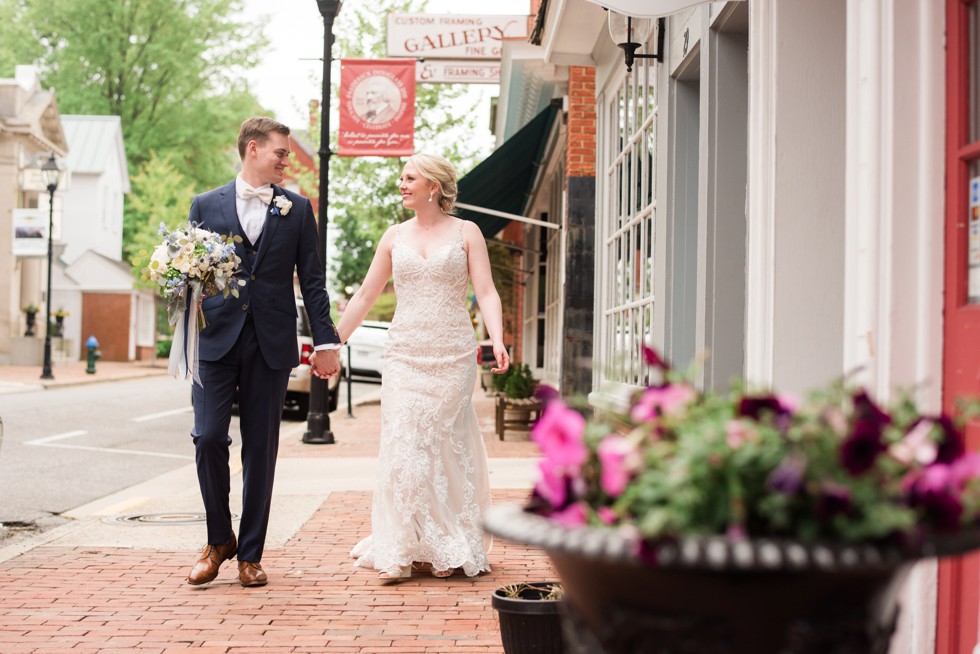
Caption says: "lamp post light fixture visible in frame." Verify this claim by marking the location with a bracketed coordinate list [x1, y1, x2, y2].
[607, 11, 666, 72]
[39, 153, 62, 380]
[304, 0, 344, 445]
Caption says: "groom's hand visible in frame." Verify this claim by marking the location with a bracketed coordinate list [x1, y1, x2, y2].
[310, 349, 341, 379]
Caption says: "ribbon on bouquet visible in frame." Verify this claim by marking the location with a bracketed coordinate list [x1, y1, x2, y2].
[168, 280, 205, 386]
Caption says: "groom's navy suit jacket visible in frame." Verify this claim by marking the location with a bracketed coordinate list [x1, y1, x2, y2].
[188, 180, 339, 370]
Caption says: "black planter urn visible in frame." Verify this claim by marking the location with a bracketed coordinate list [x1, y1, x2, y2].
[484, 504, 980, 654]
[491, 583, 564, 654]
[24, 310, 36, 337]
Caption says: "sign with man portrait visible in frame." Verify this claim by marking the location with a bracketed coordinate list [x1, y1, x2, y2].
[338, 59, 416, 157]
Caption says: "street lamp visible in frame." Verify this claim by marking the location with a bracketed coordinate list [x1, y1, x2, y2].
[607, 11, 665, 72]
[39, 153, 62, 380]
[304, 0, 343, 445]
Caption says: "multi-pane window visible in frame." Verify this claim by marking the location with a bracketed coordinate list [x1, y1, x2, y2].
[597, 59, 658, 388]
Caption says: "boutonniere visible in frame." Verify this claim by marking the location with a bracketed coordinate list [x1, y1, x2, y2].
[271, 195, 292, 216]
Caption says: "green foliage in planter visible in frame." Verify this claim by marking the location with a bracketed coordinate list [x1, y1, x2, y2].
[156, 338, 173, 358]
[504, 363, 536, 399]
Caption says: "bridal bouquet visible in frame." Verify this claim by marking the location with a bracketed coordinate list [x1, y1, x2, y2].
[142, 221, 244, 384]
[529, 347, 980, 550]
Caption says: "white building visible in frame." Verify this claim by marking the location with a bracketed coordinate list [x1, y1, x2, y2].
[462, 0, 978, 651]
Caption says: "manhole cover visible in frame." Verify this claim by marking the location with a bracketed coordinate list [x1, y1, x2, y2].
[105, 512, 238, 525]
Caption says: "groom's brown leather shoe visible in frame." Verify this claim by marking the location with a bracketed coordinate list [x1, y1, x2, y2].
[238, 561, 268, 587]
[186, 534, 237, 585]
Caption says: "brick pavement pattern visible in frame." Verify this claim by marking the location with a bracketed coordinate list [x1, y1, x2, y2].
[0, 489, 554, 653]
[0, 360, 556, 652]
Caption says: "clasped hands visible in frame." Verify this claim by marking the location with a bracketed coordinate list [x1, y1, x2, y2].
[308, 349, 341, 379]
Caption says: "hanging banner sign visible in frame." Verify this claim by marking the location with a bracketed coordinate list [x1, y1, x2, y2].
[417, 60, 501, 84]
[338, 59, 416, 157]
[12, 208, 48, 257]
[387, 14, 529, 60]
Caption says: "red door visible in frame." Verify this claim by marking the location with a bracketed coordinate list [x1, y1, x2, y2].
[938, 1, 980, 652]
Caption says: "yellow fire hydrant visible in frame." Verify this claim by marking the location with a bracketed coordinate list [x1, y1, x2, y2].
[85, 335, 101, 374]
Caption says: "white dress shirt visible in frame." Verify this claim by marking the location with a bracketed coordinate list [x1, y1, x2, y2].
[235, 176, 271, 243]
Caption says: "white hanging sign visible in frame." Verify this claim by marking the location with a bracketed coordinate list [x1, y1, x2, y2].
[387, 14, 529, 60]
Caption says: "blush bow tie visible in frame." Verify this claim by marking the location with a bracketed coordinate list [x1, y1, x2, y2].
[240, 186, 274, 204]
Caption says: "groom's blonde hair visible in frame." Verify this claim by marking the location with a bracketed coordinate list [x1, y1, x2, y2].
[238, 117, 290, 159]
[406, 153, 458, 214]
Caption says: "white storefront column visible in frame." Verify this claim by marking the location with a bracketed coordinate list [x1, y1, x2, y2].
[745, 0, 847, 393]
[843, 1, 946, 652]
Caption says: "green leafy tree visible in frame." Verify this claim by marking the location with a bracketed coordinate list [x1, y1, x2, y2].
[3, 0, 266, 189]
[125, 152, 196, 280]
[292, 0, 489, 298]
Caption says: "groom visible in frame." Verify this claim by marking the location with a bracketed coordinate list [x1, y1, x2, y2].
[185, 116, 341, 587]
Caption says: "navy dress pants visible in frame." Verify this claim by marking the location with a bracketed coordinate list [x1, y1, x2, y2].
[190, 316, 290, 562]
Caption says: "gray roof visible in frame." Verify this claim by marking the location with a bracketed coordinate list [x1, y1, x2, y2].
[62, 115, 130, 188]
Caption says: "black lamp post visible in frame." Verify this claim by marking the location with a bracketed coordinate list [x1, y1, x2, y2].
[304, 0, 343, 445]
[39, 153, 61, 381]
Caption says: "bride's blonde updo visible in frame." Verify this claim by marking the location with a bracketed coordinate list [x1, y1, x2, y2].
[406, 153, 458, 214]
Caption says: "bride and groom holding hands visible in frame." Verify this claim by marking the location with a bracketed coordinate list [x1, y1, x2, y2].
[183, 116, 510, 587]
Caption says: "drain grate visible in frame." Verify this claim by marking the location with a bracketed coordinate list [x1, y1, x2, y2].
[105, 512, 239, 525]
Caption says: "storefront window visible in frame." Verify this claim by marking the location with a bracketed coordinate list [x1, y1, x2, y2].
[598, 60, 658, 387]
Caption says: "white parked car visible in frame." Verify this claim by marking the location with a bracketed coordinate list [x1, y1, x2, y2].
[341, 320, 390, 380]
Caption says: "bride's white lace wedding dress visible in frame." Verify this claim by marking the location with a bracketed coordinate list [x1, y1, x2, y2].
[350, 220, 492, 576]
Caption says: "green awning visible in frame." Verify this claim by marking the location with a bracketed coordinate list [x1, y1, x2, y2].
[456, 104, 561, 238]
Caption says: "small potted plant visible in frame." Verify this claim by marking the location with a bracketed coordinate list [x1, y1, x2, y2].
[51, 308, 69, 337]
[485, 346, 980, 653]
[21, 304, 39, 336]
[491, 582, 564, 654]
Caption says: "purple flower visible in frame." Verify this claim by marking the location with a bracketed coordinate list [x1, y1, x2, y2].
[906, 464, 964, 531]
[630, 383, 696, 423]
[817, 482, 852, 520]
[534, 383, 561, 407]
[768, 455, 806, 494]
[840, 391, 892, 475]
[531, 401, 588, 470]
[641, 345, 670, 370]
[597, 435, 640, 498]
[930, 416, 965, 464]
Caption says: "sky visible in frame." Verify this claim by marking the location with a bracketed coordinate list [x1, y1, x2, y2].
[241, 0, 532, 138]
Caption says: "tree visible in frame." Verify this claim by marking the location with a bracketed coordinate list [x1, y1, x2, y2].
[124, 152, 197, 279]
[5, 0, 266, 190]
[314, 0, 490, 297]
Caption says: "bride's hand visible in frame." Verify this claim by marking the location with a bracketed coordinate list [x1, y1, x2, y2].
[490, 345, 510, 374]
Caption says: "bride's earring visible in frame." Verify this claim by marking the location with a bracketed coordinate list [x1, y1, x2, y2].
[428, 192, 434, 203]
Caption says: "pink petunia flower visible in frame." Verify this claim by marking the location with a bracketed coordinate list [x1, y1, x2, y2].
[951, 453, 980, 488]
[725, 420, 757, 449]
[890, 419, 939, 466]
[551, 502, 588, 527]
[597, 507, 618, 525]
[531, 400, 588, 470]
[534, 460, 568, 508]
[631, 383, 696, 423]
[597, 435, 641, 497]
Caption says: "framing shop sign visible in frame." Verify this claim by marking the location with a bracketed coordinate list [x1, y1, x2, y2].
[417, 60, 501, 84]
[387, 13, 529, 60]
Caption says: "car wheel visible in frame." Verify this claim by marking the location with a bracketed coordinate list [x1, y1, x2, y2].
[295, 393, 310, 417]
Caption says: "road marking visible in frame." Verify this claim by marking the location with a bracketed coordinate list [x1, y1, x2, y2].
[25, 430, 87, 445]
[132, 407, 193, 423]
[25, 430, 193, 460]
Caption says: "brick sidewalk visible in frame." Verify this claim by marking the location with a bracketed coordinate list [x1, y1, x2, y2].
[0, 489, 554, 654]
[0, 363, 554, 653]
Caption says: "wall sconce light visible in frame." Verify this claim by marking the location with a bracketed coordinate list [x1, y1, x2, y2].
[607, 11, 666, 72]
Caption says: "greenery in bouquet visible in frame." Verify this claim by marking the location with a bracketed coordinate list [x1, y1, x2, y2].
[141, 221, 244, 324]
[528, 347, 980, 549]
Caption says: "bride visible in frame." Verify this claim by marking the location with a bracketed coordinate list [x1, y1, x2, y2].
[331, 153, 510, 582]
